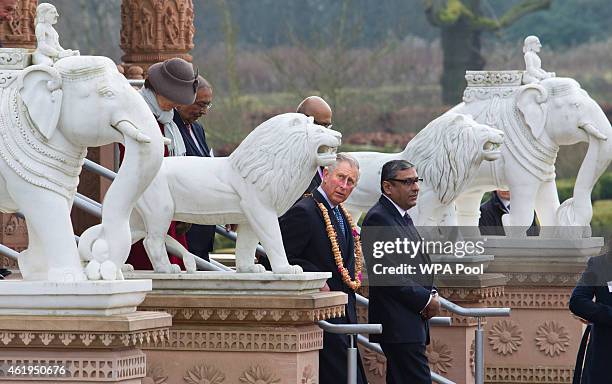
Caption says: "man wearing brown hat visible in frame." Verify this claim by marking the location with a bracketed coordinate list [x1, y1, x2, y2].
[127, 57, 198, 271]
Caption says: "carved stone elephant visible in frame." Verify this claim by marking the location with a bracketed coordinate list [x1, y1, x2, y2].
[0, 55, 164, 281]
[449, 77, 612, 231]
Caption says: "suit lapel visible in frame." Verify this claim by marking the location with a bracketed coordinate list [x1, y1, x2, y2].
[173, 112, 204, 156]
[192, 121, 211, 157]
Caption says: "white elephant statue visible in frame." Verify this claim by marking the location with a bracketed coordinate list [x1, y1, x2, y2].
[345, 113, 504, 225]
[79, 113, 341, 275]
[448, 74, 612, 232]
[0, 55, 164, 281]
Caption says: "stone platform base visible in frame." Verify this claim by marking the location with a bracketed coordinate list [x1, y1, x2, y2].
[137, 289, 347, 383]
[0, 311, 171, 383]
[0, 280, 152, 315]
[123, 271, 330, 295]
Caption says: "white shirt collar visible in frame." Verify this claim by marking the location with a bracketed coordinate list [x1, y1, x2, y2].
[317, 186, 336, 209]
[383, 195, 407, 217]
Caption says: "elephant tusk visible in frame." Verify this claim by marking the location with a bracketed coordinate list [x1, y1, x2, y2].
[113, 120, 152, 143]
[580, 123, 608, 141]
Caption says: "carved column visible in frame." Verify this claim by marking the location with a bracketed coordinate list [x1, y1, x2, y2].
[0, 0, 37, 49]
[120, 0, 194, 75]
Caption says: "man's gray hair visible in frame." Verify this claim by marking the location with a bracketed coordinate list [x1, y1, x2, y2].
[326, 153, 360, 179]
[380, 159, 415, 193]
[197, 75, 212, 90]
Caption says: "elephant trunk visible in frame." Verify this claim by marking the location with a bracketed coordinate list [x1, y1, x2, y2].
[558, 115, 612, 226]
[83, 118, 164, 279]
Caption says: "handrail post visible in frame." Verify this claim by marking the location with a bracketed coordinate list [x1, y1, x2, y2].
[347, 333, 357, 384]
[475, 317, 484, 384]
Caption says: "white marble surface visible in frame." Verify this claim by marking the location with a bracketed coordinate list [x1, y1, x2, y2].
[0, 280, 152, 315]
[81, 113, 341, 276]
[124, 271, 332, 295]
[0, 48, 32, 69]
[345, 113, 503, 225]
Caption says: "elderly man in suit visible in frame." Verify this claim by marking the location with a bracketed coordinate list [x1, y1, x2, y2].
[173, 76, 216, 262]
[362, 159, 440, 384]
[570, 252, 612, 384]
[280, 153, 367, 384]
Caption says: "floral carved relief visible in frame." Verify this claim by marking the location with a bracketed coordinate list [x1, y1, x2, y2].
[361, 347, 386, 377]
[239, 365, 281, 384]
[535, 321, 570, 357]
[301, 365, 316, 384]
[426, 339, 453, 374]
[145, 364, 168, 384]
[488, 320, 523, 356]
[184, 364, 225, 384]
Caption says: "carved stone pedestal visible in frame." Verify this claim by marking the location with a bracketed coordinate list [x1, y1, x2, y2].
[0, 311, 171, 383]
[130, 272, 346, 383]
[482, 238, 601, 384]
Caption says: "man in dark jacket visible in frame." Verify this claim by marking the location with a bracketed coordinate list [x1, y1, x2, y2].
[297, 96, 333, 196]
[569, 253, 612, 384]
[362, 159, 439, 384]
[479, 190, 539, 236]
[173, 76, 215, 261]
[279, 153, 366, 384]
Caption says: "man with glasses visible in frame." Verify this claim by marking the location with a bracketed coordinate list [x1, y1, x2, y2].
[173, 76, 215, 261]
[362, 159, 439, 384]
[297, 96, 333, 196]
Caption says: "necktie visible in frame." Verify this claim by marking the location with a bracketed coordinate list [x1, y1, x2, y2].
[333, 206, 347, 239]
[403, 212, 414, 227]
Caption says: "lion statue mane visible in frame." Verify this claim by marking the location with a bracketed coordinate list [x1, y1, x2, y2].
[345, 113, 504, 225]
[78, 113, 341, 278]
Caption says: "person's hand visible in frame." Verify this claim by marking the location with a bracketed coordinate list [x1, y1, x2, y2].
[320, 282, 330, 292]
[225, 224, 237, 232]
[421, 294, 441, 320]
[572, 314, 589, 324]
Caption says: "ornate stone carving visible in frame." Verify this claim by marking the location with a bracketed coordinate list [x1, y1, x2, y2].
[465, 70, 523, 87]
[301, 365, 316, 384]
[361, 347, 386, 377]
[535, 321, 570, 357]
[145, 305, 345, 324]
[0, 329, 169, 349]
[486, 289, 571, 309]
[145, 364, 168, 384]
[426, 339, 453, 374]
[184, 364, 225, 384]
[239, 365, 281, 384]
[486, 366, 574, 383]
[0, 0, 37, 49]
[499, 272, 581, 287]
[120, 0, 195, 70]
[0, 352, 146, 381]
[143, 327, 322, 352]
[488, 320, 523, 356]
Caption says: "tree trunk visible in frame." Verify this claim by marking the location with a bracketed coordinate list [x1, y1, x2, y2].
[440, 20, 485, 105]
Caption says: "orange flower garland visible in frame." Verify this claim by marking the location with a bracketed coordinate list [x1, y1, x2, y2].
[317, 202, 363, 291]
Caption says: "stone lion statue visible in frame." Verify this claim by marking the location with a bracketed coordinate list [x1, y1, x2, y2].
[345, 113, 504, 225]
[78, 113, 341, 278]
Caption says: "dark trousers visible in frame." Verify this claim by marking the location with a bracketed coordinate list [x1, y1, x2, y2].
[320, 331, 367, 384]
[381, 342, 431, 384]
[186, 224, 214, 262]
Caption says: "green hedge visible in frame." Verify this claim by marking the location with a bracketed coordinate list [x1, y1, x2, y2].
[557, 172, 612, 203]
